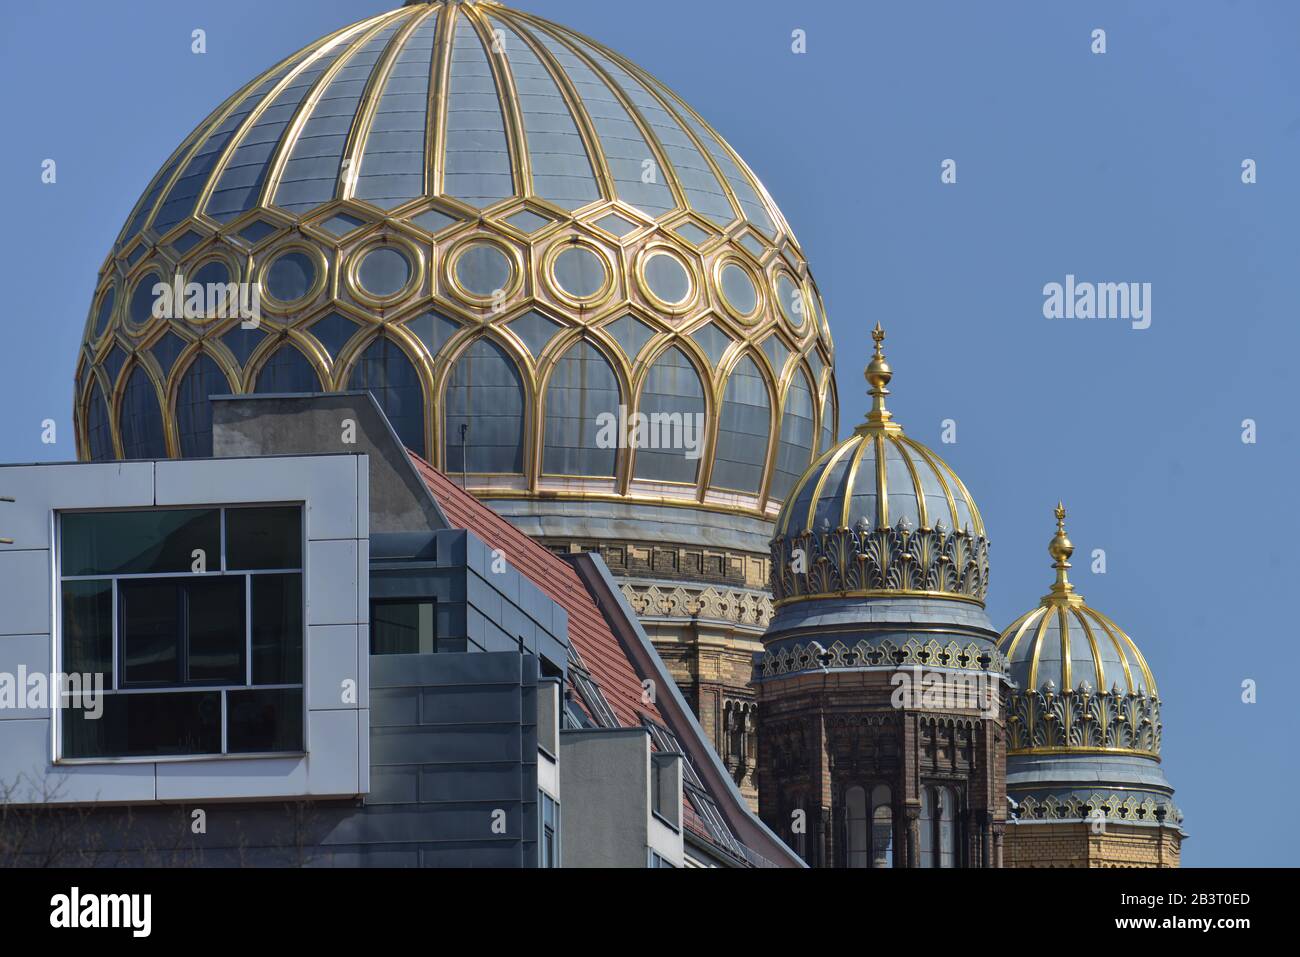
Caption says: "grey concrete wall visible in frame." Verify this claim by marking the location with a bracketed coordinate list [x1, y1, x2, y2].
[559, 727, 655, 868]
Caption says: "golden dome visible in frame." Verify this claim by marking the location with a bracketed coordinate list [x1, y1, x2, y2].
[998, 504, 1161, 757]
[75, 0, 836, 527]
[771, 325, 988, 606]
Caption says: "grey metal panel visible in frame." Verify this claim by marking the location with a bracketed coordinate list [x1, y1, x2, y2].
[712, 356, 770, 494]
[543, 340, 619, 476]
[443, 17, 514, 207]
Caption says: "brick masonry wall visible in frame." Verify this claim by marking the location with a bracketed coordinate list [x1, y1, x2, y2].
[1004, 821, 1182, 868]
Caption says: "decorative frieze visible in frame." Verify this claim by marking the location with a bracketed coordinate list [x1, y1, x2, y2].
[1004, 682, 1162, 757]
[758, 637, 1008, 679]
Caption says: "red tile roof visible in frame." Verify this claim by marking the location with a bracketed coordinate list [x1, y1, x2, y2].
[408, 453, 663, 730]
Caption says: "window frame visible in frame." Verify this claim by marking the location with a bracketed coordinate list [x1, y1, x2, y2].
[53, 503, 308, 765]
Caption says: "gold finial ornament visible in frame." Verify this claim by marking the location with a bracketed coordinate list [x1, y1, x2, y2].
[861, 322, 901, 433]
[1046, 501, 1079, 601]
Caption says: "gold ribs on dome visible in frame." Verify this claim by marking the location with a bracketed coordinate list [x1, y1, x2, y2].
[73, 0, 837, 522]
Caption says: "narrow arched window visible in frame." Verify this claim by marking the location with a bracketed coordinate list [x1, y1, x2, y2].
[118, 366, 166, 460]
[256, 345, 321, 395]
[871, 784, 893, 868]
[846, 785, 868, 869]
[712, 355, 771, 494]
[349, 337, 426, 457]
[176, 354, 233, 458]
[938, 786, 957, 868]
[444, 338, 525, 474]
[543, 341, 619, 477]
[919, 787, 935, 869]
[85, 383, 114, 461]
[633, 346, 705, 485]
[770, 368, 815, 502]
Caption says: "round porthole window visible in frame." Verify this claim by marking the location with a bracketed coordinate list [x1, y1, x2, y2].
[93, 284, 116, 337]
[552, 245, 608, 300]
[357, 246, 412, 299]
[775, 273, 805, 330]
[265, 251, 318, 305]
[454, 242, 514, 299]
[128, 272, 163, 328]
[719, 261, 759, 319]
[642, 251, 691, 306]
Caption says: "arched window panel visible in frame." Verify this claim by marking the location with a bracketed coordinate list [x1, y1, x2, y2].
[845, 786, 868, 869]
[938, 787, 957, 868]
[118, 366, 167, 460]
[85, 382, 114, 462]
[918, 787, 934, 869]
[543, 341, 620, 477]
[820, 388, 837, 456]
[871, 784, 893, 869]
[348, 337, 427, 457]
[255, 345, 321, 395]
[176, 354, 234, 458]
[444, 338, 525, 474]
[711, 356, 770, 494]
[632, 346, 705, 486]
[769, 369, 816, 503]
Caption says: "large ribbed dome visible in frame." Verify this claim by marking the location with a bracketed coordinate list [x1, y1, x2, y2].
[75, 0, 836, 526]
[771, 326, 989, 607]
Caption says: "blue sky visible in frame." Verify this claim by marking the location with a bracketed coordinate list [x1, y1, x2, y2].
[2, 0, 1297, 865]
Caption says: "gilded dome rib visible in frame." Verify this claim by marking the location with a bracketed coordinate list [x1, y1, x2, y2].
[1073, 606, 1107, 691]
[428, 1, 455, 197]
[892, 435, 928, 530]
[1026, 603, 1053, 692]
[491, 9, 615, 202]
[339, 3, 439, 204]
[463, 3, 532, 203]
[804, 437, 855, 532]
[899, 437, 960, 533]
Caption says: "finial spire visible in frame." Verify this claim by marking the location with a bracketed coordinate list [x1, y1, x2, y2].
[1046, 501, 1079, 600]
[861, 323, 901, 433]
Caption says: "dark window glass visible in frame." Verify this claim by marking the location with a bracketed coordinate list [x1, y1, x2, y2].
[543, 341, 619, 477]
[63, 691, 222, 758]
[252, 574, 303, 684]
[443, 338, 525, 473]
[226, 507, 302, 570]
[61, 509, 220, 576]
[93, 285, 116, 337]
[176, 354, 232, 458]
[119, 580, 181, 685]
[371, 599, 436, 655]
[712, 356, 771, 493]
[118, 365, 167, 459]
[227, 688, 303, 752]
[770, 370, 816, 502]
[186, 577, 246, 683]
[61, 580, 113, 677]
[266, 252, 315, 303]
[633, 347, 705, 485]
[254, 346, 320, 395]
[348, 337, 426, 456]
[86, 384, 114, 462]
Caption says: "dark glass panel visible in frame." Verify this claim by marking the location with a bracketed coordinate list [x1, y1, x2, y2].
[226, 506, 302, 571]
[348, 337, 426, 456]
[443, 338, 524, 473]
[770, 370, 816, 502]
[542, 341, 619, 477]
[85, 384, 114, 462]
[254, 345, 321, 394]
[119, 580, 181, 686]
[176, 354, 232, 458]
[61, 580, 113, 677]
[61, 509, 220, 576]
[266, 252, 315, 302]
[118, 366, 167, 459]
[62, 691, 222, 758]
[357, 246, 411, 297]
[251, 574, 303, 685]
[93, 286, 116, 337]
[371, 599, 436, 655]
[712, 356, 771, 493]
[227, 688, 303, 752]
[186, 577, 246, 684]
[632, 347, 705, 485]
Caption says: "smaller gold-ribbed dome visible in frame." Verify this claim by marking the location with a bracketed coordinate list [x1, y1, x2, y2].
[770, 325, 988, 606]
[998, 504, 1161, 757]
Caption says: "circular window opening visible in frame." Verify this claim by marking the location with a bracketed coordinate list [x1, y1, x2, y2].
[776, 274, 805, 329]
[720, 262, 758, 317]
[553, 246, 607, 299]
[455, 243, 513, 298]
[266, 251, 317, 304]
[93, 285, 117, 337]
[357, 246, 412, 299]
[192, 260, 230, 287]
[643, 251, 691, 305]
[129, 273, 163, 327]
